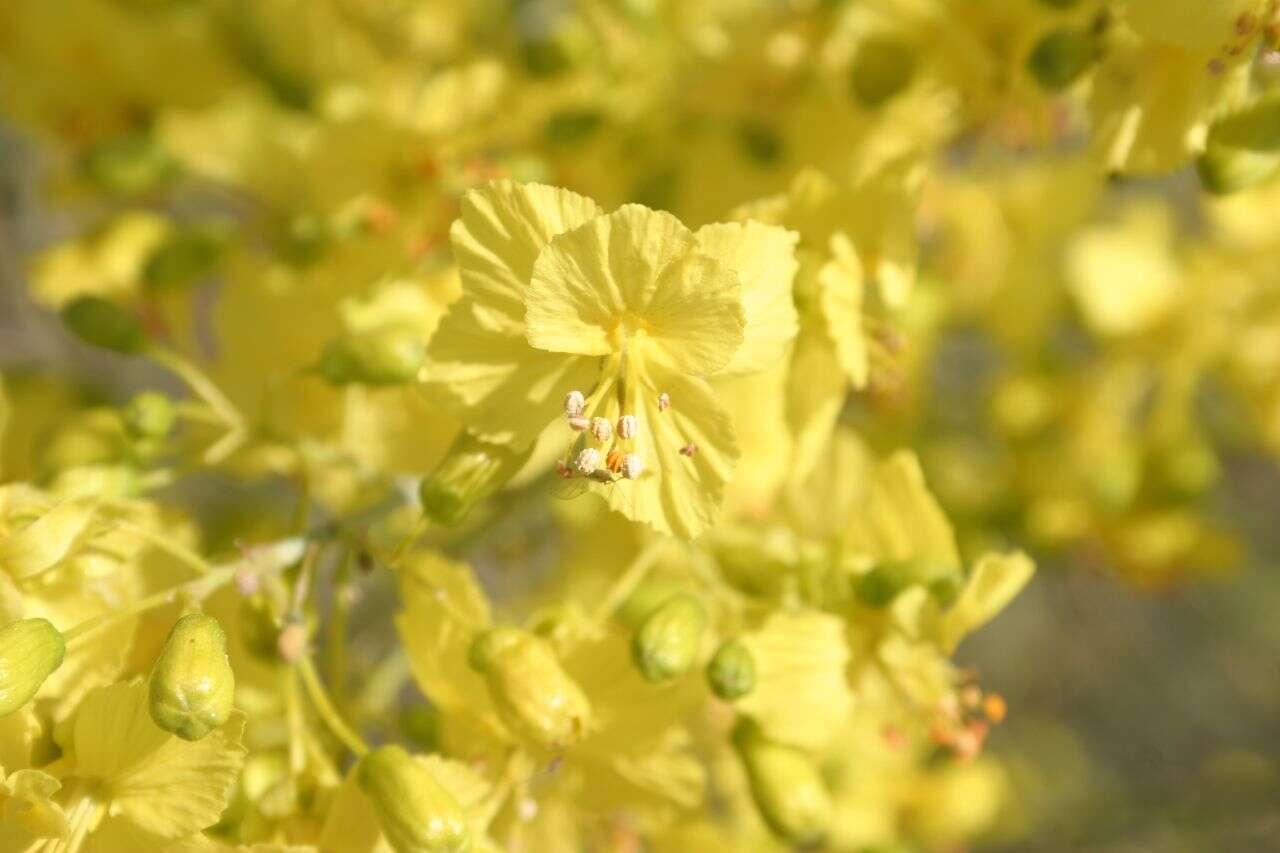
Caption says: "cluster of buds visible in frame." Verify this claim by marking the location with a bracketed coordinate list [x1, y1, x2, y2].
[930, 679, 1007, 761]
[562, 390, 644, 482]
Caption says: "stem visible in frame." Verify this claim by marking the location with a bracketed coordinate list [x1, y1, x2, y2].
[589, 538, 667, 627]
[389, 515, 429, 568]
[325, 550, 355, 711]
[113, 520, 212, 575]
[150, 346, 247, 463]
[62, 537, 307, 647]
[297, 655, 370, 757]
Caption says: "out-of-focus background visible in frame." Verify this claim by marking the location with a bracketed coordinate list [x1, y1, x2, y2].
[6, 122, 1279, 853]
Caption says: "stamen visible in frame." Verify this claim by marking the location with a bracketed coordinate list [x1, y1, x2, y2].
[565, 390, 586, 417]
[568, 416, 590, 432]
[658, 392, 670, 412]
[621, 453, 643, 480]
[679, 443, 698, 457]
[617, 414, 638, 439]
[575, 447, 600, 474]
[590, 417, 613, 443]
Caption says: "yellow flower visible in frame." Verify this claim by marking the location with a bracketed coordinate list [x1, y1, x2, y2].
[424, 180, 799, 539]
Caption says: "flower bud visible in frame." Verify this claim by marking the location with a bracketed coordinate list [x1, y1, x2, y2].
[149, 613, 235, 741]
[60, 295, 145, 354]
[849, 36, 916, 107]
[732, 720, 832, 846]
[143, 229, 224, 292]
[574, 447, 600, 475]
[0, 618, 65, 717]
[564, 390, 585, 417]
[589, 417, 612, 443]
[123, 391, 176, 439]
[631, 594, 706, 683]
[616, 414, 637, 439]
[1198, 92, 1280, 194]
[855, 557, 962, 607]
[318, 326, 426, 386]
[469, 627, 591, 751]
[357, 744, 470, 853]
[1027, 26, 1098, 91]
[419, 431, 534, 525]
[706, 639, 755, 700]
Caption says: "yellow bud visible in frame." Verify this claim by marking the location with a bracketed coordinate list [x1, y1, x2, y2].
[149, 613, 235, 741]
[706, 639, 755, 700]
[632, 594, 707, 683]
[419, 432, 534, 525]
[357, 745, 470, 853]
[469, 627, 591, 751]
[0, 618, 65, 717]
[732, 720, 832, 846]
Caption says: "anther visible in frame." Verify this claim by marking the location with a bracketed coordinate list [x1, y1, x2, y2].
[590, 417, 613, 442]
[617, 414, 638, 439]
[564, 390, 586, 418]
[679, 443, 698, 457]
[568, 416, 590, 432]
[575, 447, 600, 474]
[657, 392, 670, 412]
[621, 453, 643, 480]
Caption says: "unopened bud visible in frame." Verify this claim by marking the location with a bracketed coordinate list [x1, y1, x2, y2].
[855, 557, 962, 607]
[149, 613, 235, 741]
[617, 415, 638, 439]
[357, 744, 470, 853]
[732, 720, 832, 846]
[123, 391, 176, 439]
[620, 453, 643, 480]
[632, 594, 706, 683]
[706, 639, 756, 700]
[849, 36, 916, 107]
[60, 295, 145, 354]
[318, 326, 425, 386]
[1198, 91, 1280, 194]
[143, 229, 224, 292]
[419, 431, 534, 525]
[574, 447, 600, 475]
[469, 627, 591, 751]
[1028, 26, 1098, 92]
[0, 618, 65, 717]
[589, 417, 612, 443]
[564, 390, 586, 417]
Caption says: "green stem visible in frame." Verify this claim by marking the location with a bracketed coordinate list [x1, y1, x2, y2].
[297, 655, 370, 757]
[150, 346, 247, 463]
[589, 538, 667, 628]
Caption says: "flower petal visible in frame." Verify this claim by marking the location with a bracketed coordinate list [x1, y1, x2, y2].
[695, 221, 799, 377]
[450, 180, 602, 331]
[527, 205, 745, 375]
[586, 357, 739, 541]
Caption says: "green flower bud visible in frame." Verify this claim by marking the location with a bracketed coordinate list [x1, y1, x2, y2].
[631, 594, 707, 683]
[706, 639, 756, 700]
[1198, 92, 1280, 194]
[143, 229, 224, 292]
[732, 720, 832, 846]
[419, 432, 534, 526]
[856, 557, 962, 607]
[615, 575, 688, 629]
[60, 296, 145, 354]
[850, 37, 917, 108]
[149, 613, 235, 741]
[318, 326, 425, 387]
[0, 618, 66, 717]
[1027, 27, 1098, 92]
[469, 627, 591, 751]
[357, 744, 470, 853]
[123, 392, 176, 440]
[81, 133, 173, 196]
